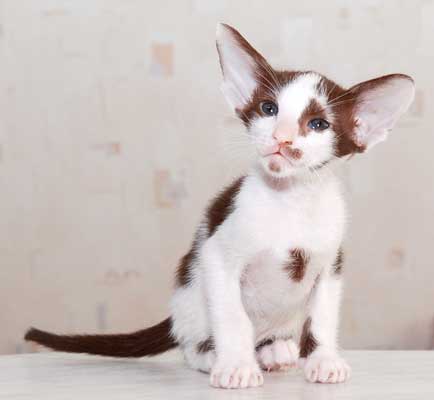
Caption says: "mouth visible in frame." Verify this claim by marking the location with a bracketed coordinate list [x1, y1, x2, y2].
[260, 145, 303, 175]
[266, 151, 293, 165]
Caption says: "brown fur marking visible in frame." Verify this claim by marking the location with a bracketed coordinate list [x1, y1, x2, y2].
[24, 318, 177, 357]
[298, 98, 327, 136]
[255, 337, 275, 351]
[333, 248, 344, 275]
[175, 242, 198, 287]
[197, 337, 214, 353]
[176, 177, 245, 287]
[206, 177, 245, 237]
[299, 317, 317, 358]
[285, 248, 310, 282]
[239, 71, 303, 127]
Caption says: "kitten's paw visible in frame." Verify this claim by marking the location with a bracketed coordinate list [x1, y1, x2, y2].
[303, 352, 351, 383]
[257, 339, 299, 371]
[210, 360, 264, 389]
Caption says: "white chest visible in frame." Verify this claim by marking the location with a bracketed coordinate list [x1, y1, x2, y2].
[224, 173, 347, 336]
[230, 173, 347, 257]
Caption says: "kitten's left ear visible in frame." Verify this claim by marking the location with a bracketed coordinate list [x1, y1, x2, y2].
[216, 23, 274, 111]
[350, 74, 415, 151]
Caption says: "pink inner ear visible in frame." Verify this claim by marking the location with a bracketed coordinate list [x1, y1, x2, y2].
[352, 75, 415, 150]
[216, 24, 271, 111]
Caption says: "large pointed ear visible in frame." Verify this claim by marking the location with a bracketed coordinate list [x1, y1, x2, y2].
[216, 23, 274, 111]
[350, 74, 415, 151]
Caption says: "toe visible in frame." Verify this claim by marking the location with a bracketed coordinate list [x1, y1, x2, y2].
[219, 369, 234, 388]
[239, 369, 250, 388]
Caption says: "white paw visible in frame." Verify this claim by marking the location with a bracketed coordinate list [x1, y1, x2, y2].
[210, 360, 264, 389]
[303, 352, 351, 383]
[257, 339, 299, 371]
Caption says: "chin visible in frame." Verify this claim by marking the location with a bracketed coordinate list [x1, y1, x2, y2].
[259, 155, 295, 179]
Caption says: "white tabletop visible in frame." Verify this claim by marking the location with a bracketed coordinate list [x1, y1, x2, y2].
[0, 350, 433, 400]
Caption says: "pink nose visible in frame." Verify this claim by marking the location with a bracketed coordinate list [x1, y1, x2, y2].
[273, 127, 294, 145]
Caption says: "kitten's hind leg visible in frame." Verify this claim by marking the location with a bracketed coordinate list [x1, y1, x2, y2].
[183, 343, 216, 373]
[256, 338, 299, 372]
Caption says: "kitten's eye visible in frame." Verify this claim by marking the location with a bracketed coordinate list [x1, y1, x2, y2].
[260, 101, 278, 116]
[308, 118, 330, 131]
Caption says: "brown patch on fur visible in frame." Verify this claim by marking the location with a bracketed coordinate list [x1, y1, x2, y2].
[176, 177, 244, 287]
[333, 248, 344, 275]
[281, 146, 303, 160]
[197, 337, 214, 353]
[298, 99, 327, 136]
[24, 318, 177, 357]
[317, 77, 362, 157]
[239, 71, 303, 126]
[255, 337, 275, 351]
[175, 240, 199, 287]
[299, 317, 317, 358]
[285, 249, 310, 282]
[206, 176, 245, 237]
[238, 84, 277, 126]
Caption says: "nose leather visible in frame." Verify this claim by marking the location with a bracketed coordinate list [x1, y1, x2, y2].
[272, 121, 297, 144]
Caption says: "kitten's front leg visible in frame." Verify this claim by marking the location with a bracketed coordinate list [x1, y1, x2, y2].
[301, 267, 351, 383]
[201, 239, 263, 389]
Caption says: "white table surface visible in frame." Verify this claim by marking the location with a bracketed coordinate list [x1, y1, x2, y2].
[0, 350, 433, 399]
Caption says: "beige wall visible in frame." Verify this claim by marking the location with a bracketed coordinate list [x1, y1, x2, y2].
[1, 0, 433, 354]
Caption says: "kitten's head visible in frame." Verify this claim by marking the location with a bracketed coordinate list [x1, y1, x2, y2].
[216, 23, 415, 178]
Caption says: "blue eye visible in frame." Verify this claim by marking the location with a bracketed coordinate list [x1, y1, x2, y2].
[308, 118, 330, 131]
[260, 101, 278, 116]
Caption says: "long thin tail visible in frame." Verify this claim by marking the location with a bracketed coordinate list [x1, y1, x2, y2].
[24, 317, 177, 357]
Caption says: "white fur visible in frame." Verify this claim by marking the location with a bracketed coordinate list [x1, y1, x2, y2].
[216, 24, 259, 110]
[170, 164, 348, 388]
[278, 73, 323, 122]
[170, 70, 348, 389]
[257, 339, 299, 371]
[303, 351, 351, 383]
[168, 26, 413, 390]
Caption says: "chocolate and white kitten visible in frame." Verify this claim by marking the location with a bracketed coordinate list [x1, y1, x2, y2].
[25, 24, 415, 389]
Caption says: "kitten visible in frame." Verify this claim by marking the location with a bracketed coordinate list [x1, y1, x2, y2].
[25, 24, 415, 389]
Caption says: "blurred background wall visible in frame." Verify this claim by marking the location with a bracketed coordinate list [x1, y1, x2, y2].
[0, 0, 433, 355]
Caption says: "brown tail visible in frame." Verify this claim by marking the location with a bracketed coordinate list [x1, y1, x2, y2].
[24, 317, 177, 357]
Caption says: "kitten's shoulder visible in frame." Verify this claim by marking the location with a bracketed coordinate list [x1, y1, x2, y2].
[205, 176, 246, 237]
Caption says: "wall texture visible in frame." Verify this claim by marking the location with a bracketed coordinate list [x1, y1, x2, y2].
[0, 0, 433, 354]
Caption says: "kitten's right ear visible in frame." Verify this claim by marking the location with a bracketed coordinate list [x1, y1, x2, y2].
[216, 23, 273, 111]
